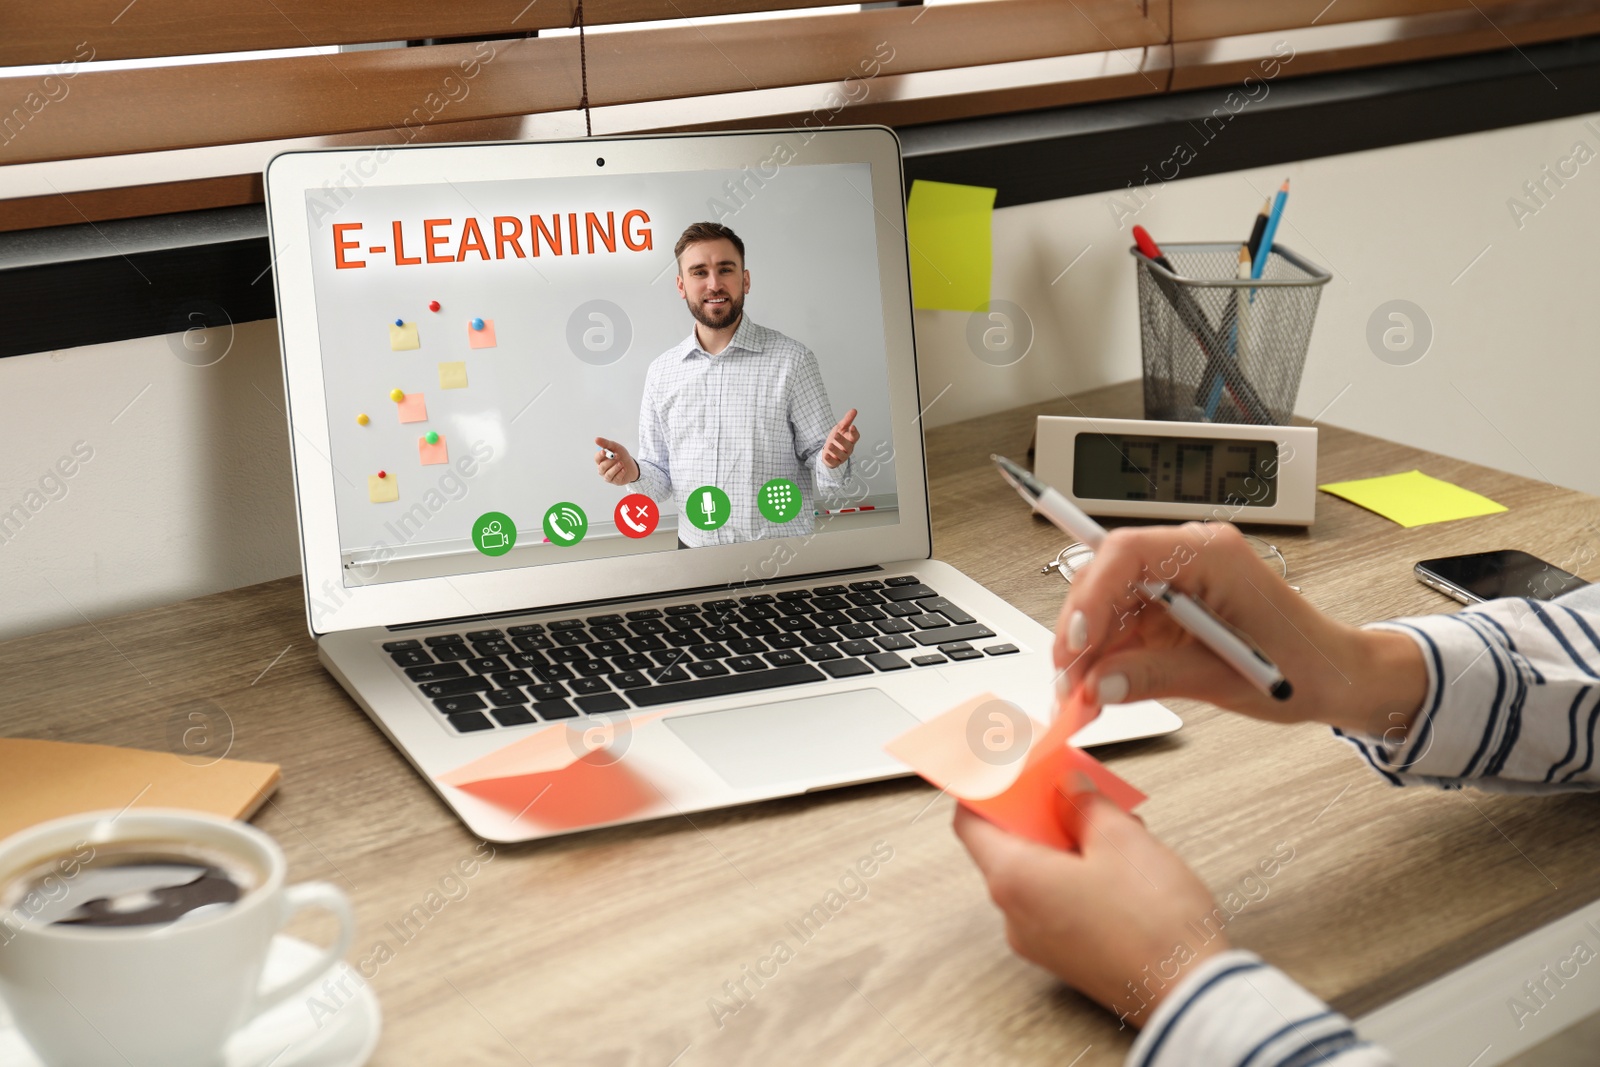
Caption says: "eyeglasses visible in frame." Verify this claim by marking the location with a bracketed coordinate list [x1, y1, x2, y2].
[1042, 534, 1298, 592]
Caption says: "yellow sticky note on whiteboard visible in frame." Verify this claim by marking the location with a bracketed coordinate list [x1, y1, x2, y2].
[389, 322, 420, 351]
[368, 473, 399, 503]
[1318, 470, 1507, 528]
[906, 179, 996, 312]
[438, 361, 468, 389]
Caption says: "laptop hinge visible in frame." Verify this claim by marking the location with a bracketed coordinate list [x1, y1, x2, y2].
[385, 563, 886, 632]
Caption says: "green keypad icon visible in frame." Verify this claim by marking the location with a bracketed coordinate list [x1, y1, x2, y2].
[758, 478, 802, 524]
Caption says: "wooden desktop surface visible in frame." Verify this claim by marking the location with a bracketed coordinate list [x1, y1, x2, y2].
[6, 379, 1600, 1065]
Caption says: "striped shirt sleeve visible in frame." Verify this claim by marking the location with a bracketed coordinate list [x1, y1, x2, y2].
[1335, 594, 1600, 793]
[1126, 951, 1392, 1067]
[630, 360, 673, 504]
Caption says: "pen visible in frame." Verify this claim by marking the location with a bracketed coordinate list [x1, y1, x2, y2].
[991, 454, 1292, 701]
[1245, 194, 1272, 263]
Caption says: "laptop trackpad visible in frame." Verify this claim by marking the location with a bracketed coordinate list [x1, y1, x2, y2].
[664, 689, 919, 791]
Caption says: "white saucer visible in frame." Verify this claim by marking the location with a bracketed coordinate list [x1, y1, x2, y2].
[0, 934, 381, 1067]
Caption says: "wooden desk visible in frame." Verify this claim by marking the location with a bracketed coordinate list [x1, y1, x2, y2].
[6, 380, 1600, 1065]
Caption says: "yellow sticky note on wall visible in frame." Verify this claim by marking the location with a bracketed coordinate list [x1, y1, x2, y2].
[438, 361, 468, 389]
[1318, 469, 1507, 528]
[906, 180, 996, 312]
[368, 473, 399, 503]
[389, 322, 420, 351]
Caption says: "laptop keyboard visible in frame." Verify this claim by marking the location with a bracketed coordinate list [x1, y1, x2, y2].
[382, 576, 1020, 734]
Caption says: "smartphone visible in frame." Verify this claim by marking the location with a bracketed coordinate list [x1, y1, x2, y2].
[1415, 549, 1589, 605]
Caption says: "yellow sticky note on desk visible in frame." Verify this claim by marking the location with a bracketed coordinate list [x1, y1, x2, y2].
[906, 180, 996, 312]
[1318, 469, 1507, 528]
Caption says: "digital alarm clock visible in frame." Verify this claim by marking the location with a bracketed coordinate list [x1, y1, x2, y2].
[1033, 416, 1318, 526]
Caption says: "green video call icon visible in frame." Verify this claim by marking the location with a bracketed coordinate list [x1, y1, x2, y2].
[473, 511, 517, 557]
[758, 478, 802, 524]
[543, 502, 588, 545]
[684, 485, 730, 531]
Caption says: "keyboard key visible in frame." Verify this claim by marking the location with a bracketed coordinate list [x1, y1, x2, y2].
[513, 634, 554, 651]
[740, 619, 779, 636]
[665, 604, 701, 615]
[937, 642, 972, 653]
[625, 634, 667, 652]
[528, 682, 568, 700]
[588, 640, 626, 658]
[985, 643, 1020, 656]
[613, 653, 653, 671]
[801, 645, 842, 662]
[909, 614, 949, 629]
[913, 624, 995, 646]
[508, 651, 549, 670]
[508, 623, 546, 636]
[487, 689, 528, 708]
[612, 671, 653, 689]
[764, 650, 803, 667]
[838, 624, 877, 640]
[532, 700, 579, 720]
[629, 619, 667, 635]
[648, 663, 691, 683]
[884, 602, 921, 617]
[812, 611, 851, 628]
[589, 626, 629, 643]
[665, 631, 700, 648]
[550, 647, 589, 663]
[848, 580, 885, 591]
[573, 660, 610, 677]
[406, 662, 467, 682]
[651, 649, 688, 667]
[690, 643, 730, 660]
[554, 630, 590, 646]
[534, 663, 575, 682]
[796, 627, 841, 645]
[390, 649, 433, 668]
[839, 640, 878, 657]
[549, 619, 585, 630]
[491, 707, 537, 727]
[885, 575, 922, 586]
[846, 591, 886, 606]
[383, 639, 422, 652]
[874, 634, 915, 651]
[776, 589, 812, 600]
[866, 652, 911, 671]
[667, 617, 702, 632]
[728, 638, 767, 655]
[570, 676, 611, 695]
[625, 608, 663, 620]
[776, 602, 812, 618]
[689, 660, 730, 678]
[577, 693, 630, 715]
[425, 633, 464, 646]
[419, 677, 494, 698]
[876, 618, 915, 635]
[885, 583, 938, 602]
[739, 593, 775, 604]
[778, 617, 813, 633]
[740, 603, 778, 620]
[813, 584, 848, 596]
[471, 640, 508, 657]
[947, 649, 984, 661]
[919, 597, 976, 625]
[586, 614, 624, 626]
[432, 644, 473, 662]
[466, 656, 508, 674]
[698, 626, 738, 643]
[449, 711, 495, 733]
[846, 606, 887, 622]
[821, 658, 873, 678]
[728, 655, 766, 672]
[466, 629, 505, 642]
[630, 664, 826, 707]
[911, 654, 947, 666]
[768, 633, 804, 649]
[433, 694, 488, 715]
[703, 598, 738, 613]
[489, 670, 533, 688]
[810, 596, 848, 612]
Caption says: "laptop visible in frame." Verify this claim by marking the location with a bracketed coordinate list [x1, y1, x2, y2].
[263, 126, 1180, 842]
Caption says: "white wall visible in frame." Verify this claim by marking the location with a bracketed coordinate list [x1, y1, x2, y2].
[5, 110, 1599, 639]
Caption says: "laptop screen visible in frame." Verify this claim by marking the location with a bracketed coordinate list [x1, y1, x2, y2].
[303, 162, 899, 588]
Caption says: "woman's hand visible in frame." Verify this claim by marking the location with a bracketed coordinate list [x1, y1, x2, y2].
[954, 782, 1227, 1028]
[1055, 522, 1426, 737]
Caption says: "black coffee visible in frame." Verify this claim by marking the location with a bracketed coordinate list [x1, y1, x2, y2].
[1, 840, 262, 930]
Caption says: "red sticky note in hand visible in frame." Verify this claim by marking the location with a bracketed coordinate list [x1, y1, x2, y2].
[885, 689, 1145, 850]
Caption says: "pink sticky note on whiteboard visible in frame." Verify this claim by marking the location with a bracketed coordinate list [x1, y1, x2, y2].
[467, 319, 497, 349]
[418, 434, 448, 465]
[885, 690, 1144, 851]
[396, 392, 428, 423]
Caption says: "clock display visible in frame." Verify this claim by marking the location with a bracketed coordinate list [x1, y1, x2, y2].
[1072, 434, 1279, 507]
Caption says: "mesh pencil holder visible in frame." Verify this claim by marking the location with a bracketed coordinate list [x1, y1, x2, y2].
[1132, 243, 1330, 425]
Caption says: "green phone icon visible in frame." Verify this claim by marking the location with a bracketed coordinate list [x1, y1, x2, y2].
[543, 502, 588, 545]
[758, 478, 802, 523]
[684, 485, 730, 531]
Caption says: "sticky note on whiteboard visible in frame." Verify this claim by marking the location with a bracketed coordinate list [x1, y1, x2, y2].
[397, 393, 428, 423]
[467, 320, 497, 349]
[368, 473, 399, 503]
[419, 434, 448, 465]
[438, 361, 468, 389]
[389, 322, 420, 351]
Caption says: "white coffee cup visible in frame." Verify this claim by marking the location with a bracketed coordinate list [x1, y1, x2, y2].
[0, 808, 355, 1067]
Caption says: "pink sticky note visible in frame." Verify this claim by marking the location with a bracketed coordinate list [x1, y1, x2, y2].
[397, 392, 428, 423]
[418, 434, 448, 465]
[885, 690, 1145, 851]
[437, 709, 671, 788]
[467, 319, 497, 349]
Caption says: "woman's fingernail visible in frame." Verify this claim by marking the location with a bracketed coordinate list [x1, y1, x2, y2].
[1095, 673, 1129, 705]
[1066, 611, 1089, 652]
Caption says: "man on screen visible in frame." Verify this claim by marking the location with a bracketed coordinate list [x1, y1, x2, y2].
[594, 222, 861, 548]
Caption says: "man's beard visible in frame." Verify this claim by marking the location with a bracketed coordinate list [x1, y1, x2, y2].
[687, 290, 743, 331]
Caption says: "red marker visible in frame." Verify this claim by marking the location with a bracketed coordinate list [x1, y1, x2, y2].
[1131, 225, 1175, 272]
